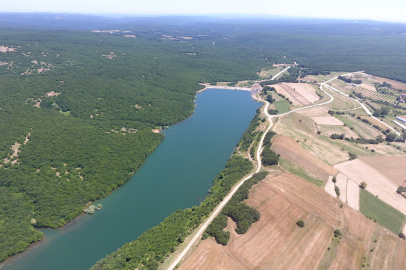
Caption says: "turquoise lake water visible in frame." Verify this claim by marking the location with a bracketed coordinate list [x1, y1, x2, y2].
[3, 89, 260, 270]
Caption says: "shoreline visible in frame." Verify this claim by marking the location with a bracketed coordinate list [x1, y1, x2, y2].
[197, 83, 251, 93]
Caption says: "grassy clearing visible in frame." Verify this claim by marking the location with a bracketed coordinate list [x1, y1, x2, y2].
[258, 66, 283, 79]
[274, 100, 291, 113]
[316, 236, 341, 270]
[318, 135, 375, 157]
[279, 158, 325, 188]
[359, 189, 405, 233]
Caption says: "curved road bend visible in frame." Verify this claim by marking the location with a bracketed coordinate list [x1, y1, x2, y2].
[167, 70, 390, 270]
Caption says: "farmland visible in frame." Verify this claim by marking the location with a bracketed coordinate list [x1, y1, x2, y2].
[360, 156, 406, 186]
[179, 172, 406, 270]
[360, 189, 405, 233]
[334, 159, 406, 215]
[271, 134, 337, 182]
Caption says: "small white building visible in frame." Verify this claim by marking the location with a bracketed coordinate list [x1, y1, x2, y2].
[396, 116, 406, 123]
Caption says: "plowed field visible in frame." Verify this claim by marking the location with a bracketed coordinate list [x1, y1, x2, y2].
[271, 135, 337, 181]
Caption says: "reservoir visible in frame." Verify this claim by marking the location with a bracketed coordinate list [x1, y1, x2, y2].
[3, 89, 260, 270]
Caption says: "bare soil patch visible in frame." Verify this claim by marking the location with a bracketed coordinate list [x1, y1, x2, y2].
[46, 91, 60, 97]
[312, 116, 344, 126]
[102, 52, 116, 59]
[123, 35, 136, 38]
[152, 129, 160, 133]
[360, 156, 406, 187]
[334, 159, 406, 215]
[0, 46, 15, 53]
[272, 135, 337, 181]
[285, 83, 320, 103]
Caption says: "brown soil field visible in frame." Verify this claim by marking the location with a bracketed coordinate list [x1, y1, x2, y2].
[285, 83, 320, 103]
[180, 171, 406, 270]
[369, 229, 406, 270]
[328, 206, 376, 270]
[271, 135, 337, 181]
[273, 84, 301, 105]
[360, 156, 406, 187]
[334, 159, 406, 215]
[223, 172, 341, 270]
[312, 116, 344, 125]
[375, 76, 406, 91]
[178, 238, 241, 270]
[280, 83, 311, 105]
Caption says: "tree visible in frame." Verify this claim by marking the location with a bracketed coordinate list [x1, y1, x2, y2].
[360, 182, 367, 189]
[332, 176, 337, 183]
[385, 133, 397, 142]
[400, 232, 405, 239]
[266, 94, 274, 104]
[334, 229, 342, 237]
[335, 186, 340, 197]
[296, 220, 305, 228]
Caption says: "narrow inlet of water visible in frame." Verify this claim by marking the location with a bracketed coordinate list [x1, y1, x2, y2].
[3, 89, 260, 270]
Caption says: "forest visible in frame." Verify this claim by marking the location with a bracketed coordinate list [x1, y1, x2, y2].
[0, 15, 405, 265]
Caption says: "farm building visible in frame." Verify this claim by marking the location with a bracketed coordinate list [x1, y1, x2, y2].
[396, 116, 406, 123]
[393, 120, 406, 130]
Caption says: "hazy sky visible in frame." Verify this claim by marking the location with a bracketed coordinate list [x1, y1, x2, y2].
[1, 0, 406, 23]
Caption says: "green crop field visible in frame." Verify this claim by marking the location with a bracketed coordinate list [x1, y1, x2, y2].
[274, 100, 291, 113]
[359, 189, 405, 233]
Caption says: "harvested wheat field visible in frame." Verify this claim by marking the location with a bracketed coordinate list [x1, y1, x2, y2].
[223, 172, 341, 270]
[180, 172, 406, 270]
[279, 83, 311, 105]
[273, 84, 301, 105]
[312, 116, 344, 126]
[178, 238, 241, 270]
[368, 228, 406, 270]
[360, 156, 406, 187]
[271, 135, 337, 181]
[334, 159, 406, 215]
[285, 83, 320, 103]
[328, 206, 376, 270]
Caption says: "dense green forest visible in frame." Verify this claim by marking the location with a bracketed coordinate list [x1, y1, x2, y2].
[91, 155, 253, 270]
[0, 15, 406, 265]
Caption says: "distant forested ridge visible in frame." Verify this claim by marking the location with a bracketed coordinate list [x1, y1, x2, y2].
[0, 15, 406, 263]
